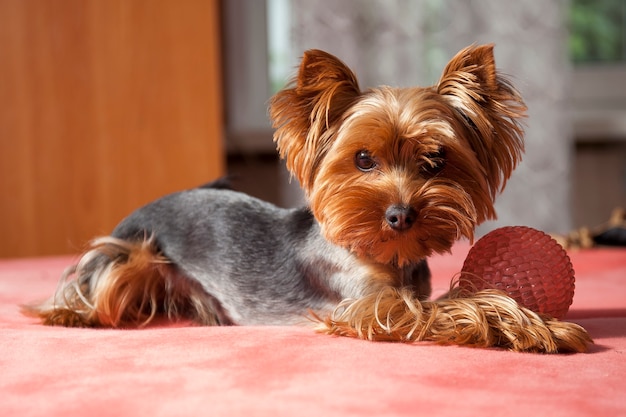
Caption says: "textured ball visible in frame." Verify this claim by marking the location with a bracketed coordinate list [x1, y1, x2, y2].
[460, 226, 575, 320]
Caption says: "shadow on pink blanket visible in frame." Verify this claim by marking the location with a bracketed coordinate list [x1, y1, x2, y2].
[1, 245, 624, 417]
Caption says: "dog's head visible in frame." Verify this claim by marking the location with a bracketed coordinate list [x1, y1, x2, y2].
[270, 44, 526, 266]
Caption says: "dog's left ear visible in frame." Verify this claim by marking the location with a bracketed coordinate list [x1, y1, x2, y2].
[437, 44, 526, 199]
[270, 50, 361, 192]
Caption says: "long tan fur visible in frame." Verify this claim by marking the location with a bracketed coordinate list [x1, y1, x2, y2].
[22, 237, 219, 327]
[318, 286, 592, 353]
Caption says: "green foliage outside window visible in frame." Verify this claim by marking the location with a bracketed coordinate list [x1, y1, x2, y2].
[569, 0, 626, 64]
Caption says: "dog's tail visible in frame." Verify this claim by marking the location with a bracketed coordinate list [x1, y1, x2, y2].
[22, 236, 220, 327]
[317, 286, 593, 353]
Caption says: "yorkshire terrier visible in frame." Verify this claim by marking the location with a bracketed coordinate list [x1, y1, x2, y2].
[24, 45, 591, 353]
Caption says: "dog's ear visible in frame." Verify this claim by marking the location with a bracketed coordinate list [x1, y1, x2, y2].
[437, 44, 526, 199]
[270, 49, 361, 192]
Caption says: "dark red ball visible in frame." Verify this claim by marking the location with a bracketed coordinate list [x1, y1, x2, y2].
[460, 226, 575, 320]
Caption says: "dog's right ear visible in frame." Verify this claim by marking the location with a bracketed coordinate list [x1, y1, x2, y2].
[270, 49, 361, 192]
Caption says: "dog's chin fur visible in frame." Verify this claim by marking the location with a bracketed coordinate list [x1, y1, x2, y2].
[22, 45, 593, 353]
[313, 174, 478, 266]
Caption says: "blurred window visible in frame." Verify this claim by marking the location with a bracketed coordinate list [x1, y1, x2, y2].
[569, 0, 626, 64]
[568, 0, 626, 141]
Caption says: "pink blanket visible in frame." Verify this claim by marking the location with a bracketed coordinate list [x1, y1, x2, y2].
[1, 244, 625, 416]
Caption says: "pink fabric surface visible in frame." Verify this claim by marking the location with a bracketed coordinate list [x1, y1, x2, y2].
[1, 245, 625, 416]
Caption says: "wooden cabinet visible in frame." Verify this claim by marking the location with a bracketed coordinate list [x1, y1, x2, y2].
[0, 0, 224, 257]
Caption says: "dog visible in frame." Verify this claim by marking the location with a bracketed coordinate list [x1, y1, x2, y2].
[23, 44, 592, 353]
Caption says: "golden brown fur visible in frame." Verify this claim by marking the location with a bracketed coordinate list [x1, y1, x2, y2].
[271, 44, 525, 265]
[317, 286, 592, 353]
[22, 237, 220, 327]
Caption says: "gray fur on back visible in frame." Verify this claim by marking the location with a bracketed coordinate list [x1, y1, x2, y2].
[111, 187, 376, 325]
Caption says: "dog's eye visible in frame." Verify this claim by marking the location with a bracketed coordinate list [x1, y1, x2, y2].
[421, 149, 446, 176]
[355, 150, 377, 172]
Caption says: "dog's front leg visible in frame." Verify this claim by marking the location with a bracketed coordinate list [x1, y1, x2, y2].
[317, 285, 592, 353]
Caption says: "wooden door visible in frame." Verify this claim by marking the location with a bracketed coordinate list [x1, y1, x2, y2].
[0, 0, 224, 257]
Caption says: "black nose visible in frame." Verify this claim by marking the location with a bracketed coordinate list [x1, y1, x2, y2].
[385, 205, 417, 231]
